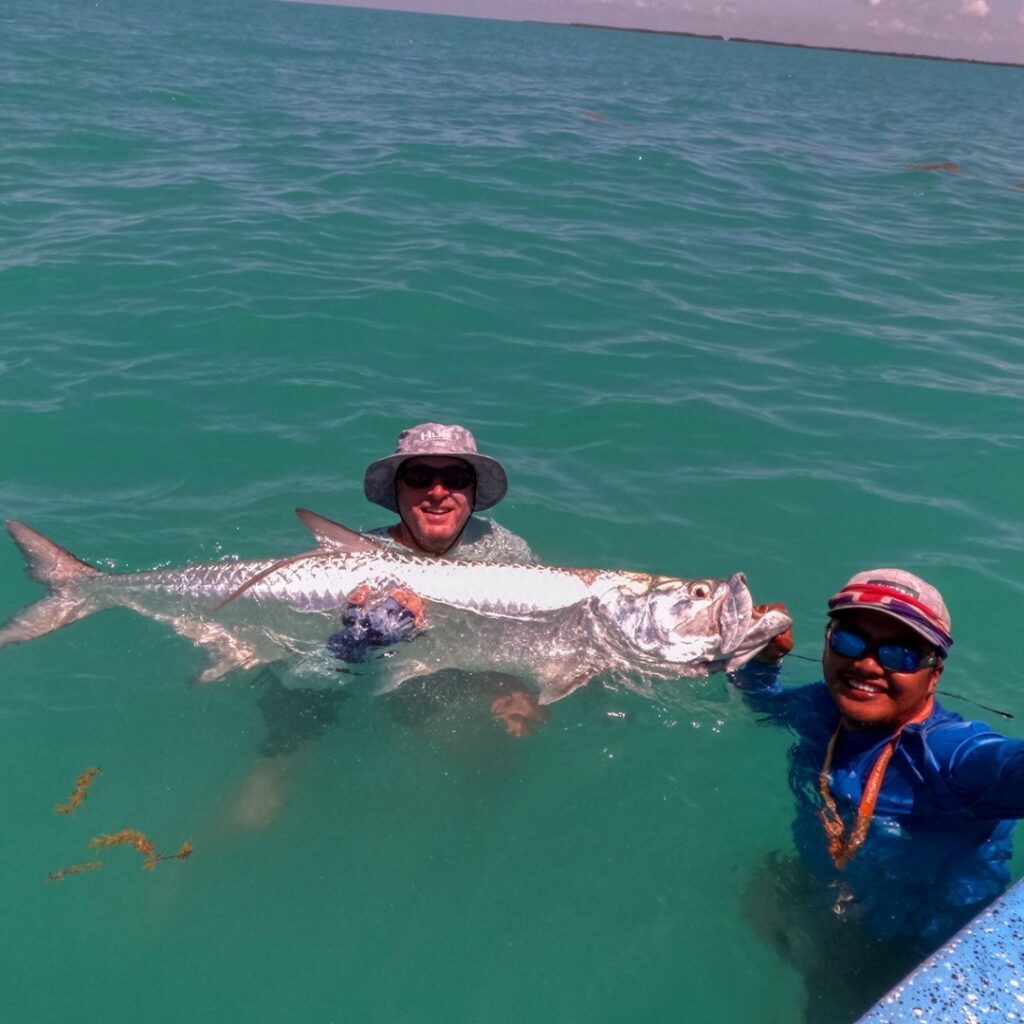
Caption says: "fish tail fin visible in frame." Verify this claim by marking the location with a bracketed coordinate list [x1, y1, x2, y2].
[6, 521, 101, 586]
[0, 521, 104, 649]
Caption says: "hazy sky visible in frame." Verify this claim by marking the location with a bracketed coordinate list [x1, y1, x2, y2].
[313, 0, 1024, 63]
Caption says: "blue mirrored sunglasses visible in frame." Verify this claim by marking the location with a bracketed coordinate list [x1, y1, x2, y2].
[828, 626, 942, 673]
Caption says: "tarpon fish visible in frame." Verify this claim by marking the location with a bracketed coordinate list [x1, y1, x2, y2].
[0, 511, 791, 704]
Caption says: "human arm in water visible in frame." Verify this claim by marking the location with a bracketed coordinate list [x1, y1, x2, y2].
[726, 602, 819, 732]
[935, 728, 1024, 819]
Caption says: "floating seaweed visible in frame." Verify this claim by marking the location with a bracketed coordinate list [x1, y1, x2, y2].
[903, 162, 962, 173]
[46, 860, 102, 883]
[90, 828, 156, 857]
[54, 767, 101, 814]
[90, 829, 193, 871]
[142, 841, 195, 872]
[51, 771, 194, 877]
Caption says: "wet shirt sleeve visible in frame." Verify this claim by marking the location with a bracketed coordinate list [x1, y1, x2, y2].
[940, 727, 1024, 819]
[728, 662, 828, 735]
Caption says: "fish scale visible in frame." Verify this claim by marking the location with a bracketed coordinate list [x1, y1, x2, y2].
[243, 551, 617, 616]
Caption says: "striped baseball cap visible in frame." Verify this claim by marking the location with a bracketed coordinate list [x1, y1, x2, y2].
[828, 568, 953, 658]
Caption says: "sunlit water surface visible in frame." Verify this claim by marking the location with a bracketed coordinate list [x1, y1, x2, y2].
[2, 1, 1023, 1020]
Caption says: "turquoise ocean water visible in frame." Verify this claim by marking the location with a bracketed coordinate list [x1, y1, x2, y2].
[2, 0, 1023, 1020]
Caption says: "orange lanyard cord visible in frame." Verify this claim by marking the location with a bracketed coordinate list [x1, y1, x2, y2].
[818, 704, 932, 870]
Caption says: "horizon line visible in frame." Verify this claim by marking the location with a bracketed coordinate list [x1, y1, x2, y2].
[522, 20, 1024, 70]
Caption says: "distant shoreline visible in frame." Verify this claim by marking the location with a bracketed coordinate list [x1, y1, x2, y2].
[534, 21, 1024, 70]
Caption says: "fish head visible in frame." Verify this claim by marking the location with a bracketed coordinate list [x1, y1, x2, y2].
[599, 572, 788, 671]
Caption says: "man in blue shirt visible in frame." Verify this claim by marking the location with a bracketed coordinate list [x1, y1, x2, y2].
[736, 569, 1024, 1022]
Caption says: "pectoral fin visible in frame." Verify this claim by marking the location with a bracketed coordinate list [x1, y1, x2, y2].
[195, 646, 264, 685]
[120, 601, 266, 684]
[374, 658, 437, 694]
[537, 669, 598, 705]
[176, 619, 265, 683]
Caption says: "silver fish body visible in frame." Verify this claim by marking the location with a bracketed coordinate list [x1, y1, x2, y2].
[0, 514, 790, 702]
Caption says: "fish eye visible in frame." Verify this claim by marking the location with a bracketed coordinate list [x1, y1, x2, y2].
[688, 581, 713, 599]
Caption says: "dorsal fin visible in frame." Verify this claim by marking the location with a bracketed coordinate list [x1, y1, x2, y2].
[295, 509, 387, 553]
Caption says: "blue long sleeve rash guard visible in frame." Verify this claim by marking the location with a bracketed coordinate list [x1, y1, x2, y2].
[733, 662, 1024, 949]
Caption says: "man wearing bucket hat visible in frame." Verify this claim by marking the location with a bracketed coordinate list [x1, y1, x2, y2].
[735, 570, 1024, 1022]
[347, 422, 543, 738]
[362, 422, 534, 563]
[233, 423, 542, 829]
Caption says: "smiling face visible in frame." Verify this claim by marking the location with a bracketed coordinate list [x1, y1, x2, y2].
[823, 609, 944, 732]
[393, 456, 475, 555]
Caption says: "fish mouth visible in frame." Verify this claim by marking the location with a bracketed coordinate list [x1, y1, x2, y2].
[717, 573, 753, 655]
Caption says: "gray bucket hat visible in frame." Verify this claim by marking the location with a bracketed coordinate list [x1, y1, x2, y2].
[363, 423, 510, 513]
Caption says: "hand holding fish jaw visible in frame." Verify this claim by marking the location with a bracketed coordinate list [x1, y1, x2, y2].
[750, 603, 794, 664]
[491, 691, 548, 736]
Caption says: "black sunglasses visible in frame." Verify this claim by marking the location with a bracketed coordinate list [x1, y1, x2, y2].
[827, 626, 941, 673]
[397, 464, 476, 491]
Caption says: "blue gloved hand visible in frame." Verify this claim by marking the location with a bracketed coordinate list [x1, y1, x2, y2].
[327, 591, 424, 664]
